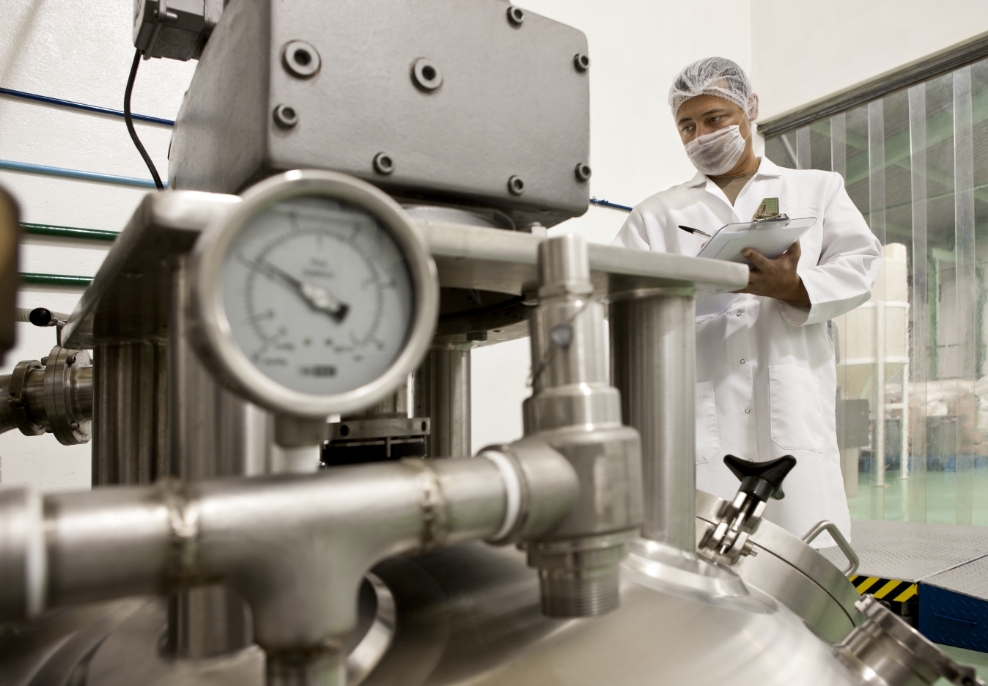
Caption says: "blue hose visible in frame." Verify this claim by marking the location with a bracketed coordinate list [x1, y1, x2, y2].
[0, 86, 174, 127]
[0, 159, 162, 189]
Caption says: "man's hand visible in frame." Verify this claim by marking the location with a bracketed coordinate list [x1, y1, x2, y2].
[735, 240, 811, 309]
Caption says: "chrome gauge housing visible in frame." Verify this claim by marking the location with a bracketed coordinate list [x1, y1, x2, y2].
[189, 170, 439, 417]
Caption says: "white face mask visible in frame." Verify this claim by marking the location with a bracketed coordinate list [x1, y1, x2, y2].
[684, 122, 749, 176]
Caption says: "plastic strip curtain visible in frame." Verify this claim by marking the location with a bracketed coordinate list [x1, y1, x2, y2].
[766, 58, 988, 526]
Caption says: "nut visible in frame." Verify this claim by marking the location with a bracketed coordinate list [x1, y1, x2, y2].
[282, 40, 321, 78]
[575, 163, 592, 182]
[574, 53, 591, 72]
[508, 176, 525, 196]
[373, 152, 395, 175]
[411, 58, 443, 92]
[273, 104, 299, 129]
[507, 6, 525, 25]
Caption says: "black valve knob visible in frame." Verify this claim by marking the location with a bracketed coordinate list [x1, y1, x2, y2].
[723, 454, 797, 503]
[28, 308, 57, 327]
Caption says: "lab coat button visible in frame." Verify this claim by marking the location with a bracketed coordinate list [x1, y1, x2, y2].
[736, 311, 743, 316]
[744, 408, 751, 414]
[740, 359, 746, 364]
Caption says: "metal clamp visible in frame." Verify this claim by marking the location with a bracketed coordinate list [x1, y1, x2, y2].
[7, 360, 45, 436]
[801, 520, 859, 577]
[837, 594, 985, 686]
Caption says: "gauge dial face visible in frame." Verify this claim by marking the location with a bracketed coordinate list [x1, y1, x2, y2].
[221, 196, 415, 396]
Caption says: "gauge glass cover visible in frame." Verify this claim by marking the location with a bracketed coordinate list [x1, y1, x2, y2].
[221, 196, 415, 396]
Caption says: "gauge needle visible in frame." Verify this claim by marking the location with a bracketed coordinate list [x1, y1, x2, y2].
[260, 260, 349, 322]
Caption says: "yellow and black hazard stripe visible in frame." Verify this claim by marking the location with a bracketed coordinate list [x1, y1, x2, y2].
[849, 575, 920, 624]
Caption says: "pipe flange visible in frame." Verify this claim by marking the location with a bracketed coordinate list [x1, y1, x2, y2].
[7, 360, 45, 436]
[837, 595, 985, 686]
[42, 346, 91, 446]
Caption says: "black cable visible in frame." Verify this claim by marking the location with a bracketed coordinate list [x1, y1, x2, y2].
[124, 49, 164, 190]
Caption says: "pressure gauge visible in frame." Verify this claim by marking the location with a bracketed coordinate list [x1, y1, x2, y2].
[189, 170, 439, 417]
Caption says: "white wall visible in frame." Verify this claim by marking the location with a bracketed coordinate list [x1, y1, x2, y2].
[0, 1, 195, 491]
[1, 0, 754, 484]
[750, 0, 988, 120]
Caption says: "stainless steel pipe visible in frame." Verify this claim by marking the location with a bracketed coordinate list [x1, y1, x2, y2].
[0, 443, 577, 686]
[522, 234, 642, 618]
[609, 292, 696, 549]
[92, 340, 168, 485]
[167, 255, 268, 658]
[413, 346, 471, 457]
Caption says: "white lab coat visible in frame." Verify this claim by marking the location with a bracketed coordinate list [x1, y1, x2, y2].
[612, 157, 882, 547]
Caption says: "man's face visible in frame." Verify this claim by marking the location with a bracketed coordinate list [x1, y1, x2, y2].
[676, 94, 748, 145]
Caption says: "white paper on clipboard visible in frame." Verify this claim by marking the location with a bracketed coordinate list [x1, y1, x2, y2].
[696, 216, 817, 263]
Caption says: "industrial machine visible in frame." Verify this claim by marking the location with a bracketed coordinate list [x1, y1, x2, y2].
[0, 2, 984, 685]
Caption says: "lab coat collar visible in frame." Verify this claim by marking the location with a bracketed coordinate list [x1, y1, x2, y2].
[684, 156, 784, 188]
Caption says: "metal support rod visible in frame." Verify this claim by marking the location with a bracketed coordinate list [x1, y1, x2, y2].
[609, 292, 697, 550]
[0, 443, 577, 686]
[92, 340, 168, 485]
[413, 346, 470, 457]
[166, 255, 268, 658]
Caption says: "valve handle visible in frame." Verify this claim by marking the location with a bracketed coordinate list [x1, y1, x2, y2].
[723, 454, 797, 502]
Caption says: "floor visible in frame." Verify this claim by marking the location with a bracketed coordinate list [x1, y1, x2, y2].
[844, 469, 988, 681]
[937, 645, 988, 681]
[847, 468, 988, 526]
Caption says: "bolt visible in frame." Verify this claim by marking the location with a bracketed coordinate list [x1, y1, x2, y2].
[273, 104, 298, 129]
[508, 175, 525, 196]
[574, 53, 591, 72]
[373, 152, 395, 175]
[411, 58, 443, 92]
[574, 163, 592, 182]
[282, 40, 321, 78]
[507, 6, 525, 25]
[339, 424, 350, 437]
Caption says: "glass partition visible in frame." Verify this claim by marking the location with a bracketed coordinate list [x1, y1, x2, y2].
[765, 58, 988, 526]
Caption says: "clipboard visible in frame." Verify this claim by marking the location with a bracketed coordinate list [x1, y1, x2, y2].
[696, 216, 817, 263]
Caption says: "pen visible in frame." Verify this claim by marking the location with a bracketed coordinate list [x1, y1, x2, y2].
[678, 225, 711, 238]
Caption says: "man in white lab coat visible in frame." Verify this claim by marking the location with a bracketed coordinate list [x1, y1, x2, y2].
[612, 57, 882, 546]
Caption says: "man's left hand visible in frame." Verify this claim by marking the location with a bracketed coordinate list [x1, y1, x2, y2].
[735, 240, 811, 309]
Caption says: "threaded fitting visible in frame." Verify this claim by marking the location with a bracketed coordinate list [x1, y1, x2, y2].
[538, 564, 620, 617]
[525, 531, 634, 618]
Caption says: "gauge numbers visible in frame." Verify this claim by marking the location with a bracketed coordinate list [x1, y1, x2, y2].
[221, 196, 414, 396]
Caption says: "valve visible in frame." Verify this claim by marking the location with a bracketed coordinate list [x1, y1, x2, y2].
[698, 454, 796, 564]
[1, 345, 92, 445]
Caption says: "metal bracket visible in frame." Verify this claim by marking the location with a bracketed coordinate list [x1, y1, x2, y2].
[697, 490, 763, 564]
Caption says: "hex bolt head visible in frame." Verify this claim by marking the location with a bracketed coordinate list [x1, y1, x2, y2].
[574, 53, 591, 72]
[373, 152, 395, 175]
[575, 163, 592, 182]
[508, 175, 525, 195]
[282, 40, 321, 78]
[411, 58, 443, 92]
[507, 6, 525, 25]
[273, 104, 299, 129]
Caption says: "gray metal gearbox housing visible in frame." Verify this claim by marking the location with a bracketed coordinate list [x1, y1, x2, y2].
[167, 0, 592, 228]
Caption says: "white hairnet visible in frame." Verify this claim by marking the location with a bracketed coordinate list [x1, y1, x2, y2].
[668, 57, 759, 121]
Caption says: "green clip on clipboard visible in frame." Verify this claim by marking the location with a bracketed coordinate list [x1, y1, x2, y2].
[696, 216, 817, 263]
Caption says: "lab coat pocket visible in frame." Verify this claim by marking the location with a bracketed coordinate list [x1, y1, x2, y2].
[768, 365, 823, 452]
[695, 381, 720, 464]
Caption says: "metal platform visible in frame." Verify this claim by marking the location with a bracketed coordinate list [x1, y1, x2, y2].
[820, 520, 988, 653]
[819, 520, 988, 591]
